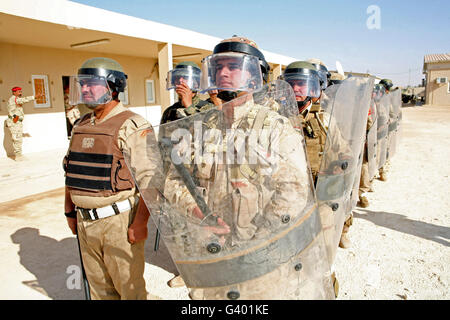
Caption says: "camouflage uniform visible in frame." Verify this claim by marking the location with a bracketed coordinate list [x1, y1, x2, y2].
[160, 94, 215, 124]
[297, 102, 352, 259]
[6, 94, 35, 159]
[64, 92, 81, 125]
[163, 97, 329, 299]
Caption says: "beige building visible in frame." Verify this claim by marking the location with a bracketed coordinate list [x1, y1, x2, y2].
[0, 0, 298, 159]
[423, 53, 450, 106]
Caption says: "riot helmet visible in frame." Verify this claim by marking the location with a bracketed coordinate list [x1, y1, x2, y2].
[328, 71, 345, 86]
[166, 61, 201, 92]
[201, 36, 267, 101]
[281, 61, 321, 112]
[307, 58, 331, 90]
[379, 79, 393, 92]
[69, 57, 127, 106]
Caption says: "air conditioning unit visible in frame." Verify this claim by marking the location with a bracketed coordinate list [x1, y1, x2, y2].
[436, 77, 448, 84]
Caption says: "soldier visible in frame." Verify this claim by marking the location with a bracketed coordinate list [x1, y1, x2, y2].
[328, 72, 345, 87]
[131, 37, 334, 299]
[6, 87, 40, 161]
[357, 89, 377, 209]
[378, 79, 393, 181]
[64, 85, 81, 126]
[161, 61, 218, 124]
[63, 57, 159, 300]
[307, 58, 331, 91]
[165, 38, 272, 289]
[283, 62, 373, 294]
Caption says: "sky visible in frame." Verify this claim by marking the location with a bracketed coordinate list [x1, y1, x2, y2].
[72, 0, 450, 87]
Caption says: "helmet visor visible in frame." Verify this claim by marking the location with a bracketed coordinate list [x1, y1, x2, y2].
[166, 66, 201, 91]
[69, 75, 112, 105]
[284, 73, 321, 98]
[200, 53, 263, 93]
[317, 69, 329, 90]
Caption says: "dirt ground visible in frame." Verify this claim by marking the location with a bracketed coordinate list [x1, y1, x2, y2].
[0, 104, 448, 300]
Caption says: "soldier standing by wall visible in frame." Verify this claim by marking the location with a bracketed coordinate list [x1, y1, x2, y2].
[64, 57, 158, 300]
[5, 87, 40, 161]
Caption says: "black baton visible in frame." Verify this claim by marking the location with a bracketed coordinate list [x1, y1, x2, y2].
[76, 234, 91, 300]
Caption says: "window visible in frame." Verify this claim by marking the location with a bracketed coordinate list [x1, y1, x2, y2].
[31, 75, 51, 108]
[119, 85, 129, 105]
[145, 79, 155, 104]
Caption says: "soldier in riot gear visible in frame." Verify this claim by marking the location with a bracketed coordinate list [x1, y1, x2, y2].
[378, 79, 394, 181]
[161, 61, 217, 124]
[307, 58, 331, 91]
[283, 62, 374, 295]
[126, 38, 335, 300]
[64, 57, 158, 299]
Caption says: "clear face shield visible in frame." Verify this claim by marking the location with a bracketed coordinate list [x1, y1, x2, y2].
[166, 66, 201, 92]
[284, 73, 321, 101]
[200, 53, 263, 93]
[317, 69, 329, 90]
[69, 75, 112, 106]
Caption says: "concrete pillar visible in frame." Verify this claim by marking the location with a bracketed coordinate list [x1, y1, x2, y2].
[158, 43, 174, 112]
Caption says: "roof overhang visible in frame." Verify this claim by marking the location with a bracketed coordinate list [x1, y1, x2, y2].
[0, 0, 298, 67]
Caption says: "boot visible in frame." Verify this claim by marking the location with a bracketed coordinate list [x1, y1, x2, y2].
[358, 196, 369, 208]
[147, 293, 163, 300]
[379, 171, 387, 181]
[331, 272, 339, 298]
[339, 232, 352, 249]
[168, 275, 185, 288]
[13, 154, 24, 161]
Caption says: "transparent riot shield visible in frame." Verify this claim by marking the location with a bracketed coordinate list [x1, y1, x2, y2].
[125, 81, 334, 300]
[387, 89, 402, 159]
[315, 76, 374, 265]
[348, 93, 378, 212]
[376, 92, 390, 169]
[367, 97, 379, 180]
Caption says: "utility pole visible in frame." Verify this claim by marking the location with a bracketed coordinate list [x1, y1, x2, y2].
[408, 68, 411, 87]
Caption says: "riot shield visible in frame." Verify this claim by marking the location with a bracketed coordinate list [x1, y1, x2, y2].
[376, 92, 390, 169]
[348, 91, 378, 212]
[315, 76, 374, 265]
[125, 81, 334, 300]
[387, 89, 402, 159]
[367, 98, 379, 180]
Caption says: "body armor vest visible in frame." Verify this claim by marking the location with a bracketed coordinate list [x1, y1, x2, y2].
[64, 110, 135, 197]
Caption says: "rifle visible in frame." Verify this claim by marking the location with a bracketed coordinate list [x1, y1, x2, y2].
[159, 136, 218, 227]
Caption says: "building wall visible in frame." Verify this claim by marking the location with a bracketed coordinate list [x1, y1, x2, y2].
[424, 62, 450, 106]
[0, 42, 163, 158]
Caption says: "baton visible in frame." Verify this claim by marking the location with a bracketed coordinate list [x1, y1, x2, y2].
[76, 234, 91, 300]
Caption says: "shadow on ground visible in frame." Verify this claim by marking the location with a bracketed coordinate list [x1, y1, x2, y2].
[11, 227, 84, 300]
[354, 209, 450, 247]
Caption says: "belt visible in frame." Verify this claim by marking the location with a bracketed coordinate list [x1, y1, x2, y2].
[77, 198, 132, 221]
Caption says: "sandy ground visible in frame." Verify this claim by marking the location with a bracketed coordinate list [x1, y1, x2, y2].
[0, 104, 448, 300]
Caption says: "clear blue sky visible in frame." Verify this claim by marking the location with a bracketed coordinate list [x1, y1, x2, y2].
[73, 0, 450, 87]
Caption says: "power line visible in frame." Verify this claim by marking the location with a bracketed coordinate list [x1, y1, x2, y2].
[373, 67, 422, 76]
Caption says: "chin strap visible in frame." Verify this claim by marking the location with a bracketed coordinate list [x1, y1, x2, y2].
[217, 91, 238, 102]
[297, 97, 312, 113]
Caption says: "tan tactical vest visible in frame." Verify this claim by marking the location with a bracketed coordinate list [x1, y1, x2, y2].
[64, 110, 135, 197]
[300, 103, 327, 180]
